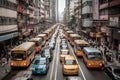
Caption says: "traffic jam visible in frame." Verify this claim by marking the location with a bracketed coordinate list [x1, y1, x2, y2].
[5, 24, 120, 80]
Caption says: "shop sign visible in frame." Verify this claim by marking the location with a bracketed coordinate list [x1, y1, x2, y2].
[90, 32, 96, 38]
[96, 33, 103, 38]
[106, 28, 111, 36]
[110, 17, 119, 27]
[101, 27, 106, 32]
[0, 34, 12, 42]
[12, 32, 18, 37]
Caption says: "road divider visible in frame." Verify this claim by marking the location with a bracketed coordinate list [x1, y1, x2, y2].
[49, 36, 59, 80]
[55, 37, 60, 80]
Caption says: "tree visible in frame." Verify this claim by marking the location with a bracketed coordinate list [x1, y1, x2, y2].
[67, 15, 76, 29]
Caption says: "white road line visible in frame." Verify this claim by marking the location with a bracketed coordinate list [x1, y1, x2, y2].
[55, 38, 60, 80]
[68, 43, 87, 80]
[49, 40, 58, 80]
[73, 53, 87, 80]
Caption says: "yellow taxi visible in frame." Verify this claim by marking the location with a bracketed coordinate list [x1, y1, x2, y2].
[62, 55, 79, 75]
[60, 49, 69, 62]
[74, 40, 90, 57]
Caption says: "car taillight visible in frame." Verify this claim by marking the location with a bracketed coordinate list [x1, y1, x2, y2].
[23, 62, 27, 66]
[11, 62, 14, 66]
[99, 63, 102, 66]
[88, 63, 91, 66]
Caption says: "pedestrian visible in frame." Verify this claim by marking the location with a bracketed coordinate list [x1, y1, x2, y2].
[1, 57, 7, 66]
[104, 47, 106, 54]
[6, 54, 9, 62]
[105, 50, 109, 61]
[110, 52, 114, 61]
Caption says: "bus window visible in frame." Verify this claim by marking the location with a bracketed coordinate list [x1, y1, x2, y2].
[87, 53, 102, 60]
[11, 53, 26, 60]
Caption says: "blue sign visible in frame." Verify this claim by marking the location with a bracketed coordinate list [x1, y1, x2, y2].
[0, 32, 18, 42]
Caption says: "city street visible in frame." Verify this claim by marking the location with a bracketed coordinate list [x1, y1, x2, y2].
[0, 0, 120, 80]
[2, 25, 112, 80]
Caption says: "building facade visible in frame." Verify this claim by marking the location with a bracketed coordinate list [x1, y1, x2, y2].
[81, 0, 92, 28]
[99, 0, 120, 50]
[50, 0, 56, 23]
[0, 0, 18, 57]
[74, 0, 82, 33]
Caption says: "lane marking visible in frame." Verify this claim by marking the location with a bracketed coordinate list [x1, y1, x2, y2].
[55, 37, 60, 80]
[68, 42, 87, 80]
[49, 38, 58, 80]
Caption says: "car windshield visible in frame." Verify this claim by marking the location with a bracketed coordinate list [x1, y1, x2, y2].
[62, 51, 68, 55]
[44, 51, 50, 55]
[77, 44, 89, 50]
[40, 60, 46, 65]
[87, 53, 102, 60]
[34, 60, 46, 65]
[11, 53, 26, 60]
[62, 44, 67, 47]
[65, 60, 76, 65]
[114, 69, 120, 75]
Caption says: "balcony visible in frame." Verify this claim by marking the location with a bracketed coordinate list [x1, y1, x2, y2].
[109, 0, 120, 7]
[100, 15, 109, 20]
[44, 2, 49, 6]
[29, 14, 35, 19]
[29, 21, 34, 24]
[100, 3, 109, 10]
[0, 25, 17, 34]
[28, 5, 34, 10]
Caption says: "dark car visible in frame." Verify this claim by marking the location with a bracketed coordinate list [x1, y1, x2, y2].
[103, 65, 120, 80]
[41, 47, 53, 61]
[64, 76, 82, 80]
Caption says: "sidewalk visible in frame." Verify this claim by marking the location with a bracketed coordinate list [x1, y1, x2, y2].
[100, 47, 120, 66]
[0, 59, 11, 80]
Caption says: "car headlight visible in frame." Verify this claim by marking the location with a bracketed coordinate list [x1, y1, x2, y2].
[30, 68, 35, 70]
[43, 68, 46, 70]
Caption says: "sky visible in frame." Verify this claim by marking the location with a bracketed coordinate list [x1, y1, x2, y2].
[58, 0, 65, 18]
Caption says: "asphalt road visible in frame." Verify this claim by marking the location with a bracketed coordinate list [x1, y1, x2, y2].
[8, 27, 112, 80]
[67, 42, 111, 80]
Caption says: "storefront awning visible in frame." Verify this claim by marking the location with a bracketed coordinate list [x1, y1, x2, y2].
[27, 25, 34, 30]
[0, 32, 18, 42]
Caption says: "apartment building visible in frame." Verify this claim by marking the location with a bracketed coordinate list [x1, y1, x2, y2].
[0, 0, 18, 53]
[99, 0, 120, 50]
[74, 0, 82, 32]
[81, 0, 92, 28]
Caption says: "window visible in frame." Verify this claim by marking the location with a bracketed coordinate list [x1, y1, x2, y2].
[28, 46, 35, 56]
[0, 16, 17, 25]
[0, 0, 3, 7]
[0, 0, 17, 11]
[0, 17, 2, 25]
[6, 18, 9, 25]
